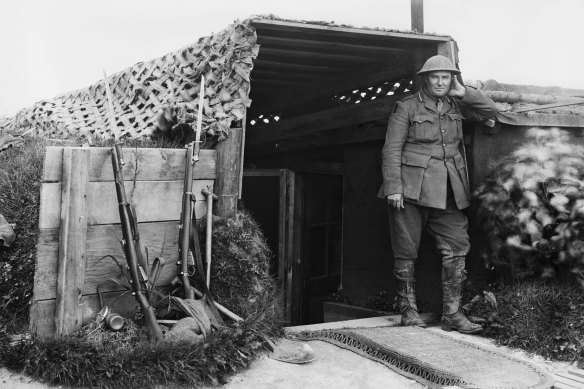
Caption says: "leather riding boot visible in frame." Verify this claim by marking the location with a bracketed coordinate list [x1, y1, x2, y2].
[441, 257, 482, 334]
[395, 259, 426, 327]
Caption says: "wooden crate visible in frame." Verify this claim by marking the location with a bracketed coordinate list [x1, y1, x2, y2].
[30, 146, 216, 338]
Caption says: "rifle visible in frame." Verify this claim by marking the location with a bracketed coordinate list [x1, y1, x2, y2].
[177, 76, 224, 325]
[111, 144, 163, 340]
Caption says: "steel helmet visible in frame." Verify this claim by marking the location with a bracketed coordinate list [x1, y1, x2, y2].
[417, 55, 460, 75]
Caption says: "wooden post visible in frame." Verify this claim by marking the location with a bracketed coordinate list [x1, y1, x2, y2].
[215, 128, 243, 217]
[411, 48, 426, 93]
[54, 148, 90, 337]
[411, 0, 424, 33]
[437, 40, 459, 66]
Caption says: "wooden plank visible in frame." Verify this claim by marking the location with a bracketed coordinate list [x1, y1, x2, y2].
[411, 0, 424, 33]
[33, 221, 182, 301]
[290, 171, 301, 325]
[568, 369, 584, 379]
[251, 18, 452, 42]
[247, 124, 386, 155]
[215, 128, 243, 217]
[258, 47, 377, 65]
[39, 180, 212, 228]
[555, 371, 584, 388]
[42, 147, 216, 183]
[250, 63, 409, 116]
[247, 95, 400, 146]
[252, 59, 345, 74]
[437, 40, 459, 66]
[278, 169, 287, 323]
[38, 182, 62, 230]
[285, 170, 296, 324]
[55, 148, 90, 337]
[33, 228, 60, 306]
[251, 69, 316, 81]
[31, 291, 140, 339]
[243, 169, 282, 177]
[257, 35, 407, 57]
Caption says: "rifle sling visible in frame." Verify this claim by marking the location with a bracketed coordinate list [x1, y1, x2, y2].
[189, 196, 225, 326]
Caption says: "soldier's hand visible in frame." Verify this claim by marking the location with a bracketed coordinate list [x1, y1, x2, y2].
[448, 76, 466, 98]
[386, 194, 404, 210]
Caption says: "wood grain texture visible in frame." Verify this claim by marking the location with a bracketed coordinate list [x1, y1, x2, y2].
[34, 221, 187, 301]
[31, 290, 141, 339]
[55, 148, 90, 337]
[42, 147, 216, 183]
[39, 180, 212, 228]
[216, 128, 243, 217]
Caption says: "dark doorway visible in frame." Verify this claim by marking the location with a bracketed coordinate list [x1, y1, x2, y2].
[301, 173, 343, 324]
[241, 174, 280, 277]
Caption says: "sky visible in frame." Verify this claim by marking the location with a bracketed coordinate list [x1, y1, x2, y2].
[1, 0, 583, 117]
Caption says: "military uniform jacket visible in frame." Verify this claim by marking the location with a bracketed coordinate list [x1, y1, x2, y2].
[380, 87, 498, 209]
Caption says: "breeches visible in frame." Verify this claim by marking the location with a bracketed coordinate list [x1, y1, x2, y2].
[388, 201, 470, 261]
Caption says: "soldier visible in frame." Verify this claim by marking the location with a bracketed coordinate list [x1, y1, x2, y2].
[380, 55, 498, 334]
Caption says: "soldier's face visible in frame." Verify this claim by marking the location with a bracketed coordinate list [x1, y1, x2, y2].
[425, 71, 452, 98]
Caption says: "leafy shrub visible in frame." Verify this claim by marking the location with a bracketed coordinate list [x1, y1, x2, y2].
[474, 128, 584, 280]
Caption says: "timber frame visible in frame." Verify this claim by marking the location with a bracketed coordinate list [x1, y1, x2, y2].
[242, 18, 459, 324]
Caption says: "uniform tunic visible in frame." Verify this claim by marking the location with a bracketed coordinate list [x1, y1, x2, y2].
[380, 87, 498, 209]
[380, 86, 498, 260]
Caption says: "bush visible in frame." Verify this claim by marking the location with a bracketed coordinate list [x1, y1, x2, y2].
[474, 128, 584, 280]
[0, 137, 46, 331]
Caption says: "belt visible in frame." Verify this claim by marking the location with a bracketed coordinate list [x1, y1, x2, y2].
[403, 142, 460, 159]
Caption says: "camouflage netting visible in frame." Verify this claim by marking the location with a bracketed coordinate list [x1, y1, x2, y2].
[0, 20, 259, 141]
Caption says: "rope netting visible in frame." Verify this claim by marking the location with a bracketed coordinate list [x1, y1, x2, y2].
[0, 20, 259, 141]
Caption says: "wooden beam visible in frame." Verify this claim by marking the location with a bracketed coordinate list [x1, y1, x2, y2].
[411, 48, 427, 92]
[252, 59, 347, 75]
[247, 124, 386, 155]
[54, 148, 90, 337]
[251, 18, 452, 42]
[251, 69, 316, 81]
[215, 128, 244, 217]
[250, 62, 409, 116]
[39, 180, 211, 229]
[42, 147, 216, 183]
[257, 35, 407, 57]
[247, 94, 401, 146]
[437, 40, 459, 65]
[258, 47, 376, 65]
[411, 0, 424, 33]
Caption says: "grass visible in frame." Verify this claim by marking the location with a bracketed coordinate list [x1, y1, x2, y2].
[476, 276, 584, 367]
[1, 304, 280, 389]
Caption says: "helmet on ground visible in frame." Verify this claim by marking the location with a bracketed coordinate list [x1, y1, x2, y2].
[417, 55, 460, 75]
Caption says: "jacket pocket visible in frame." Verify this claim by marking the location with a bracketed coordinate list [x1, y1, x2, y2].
[401, 152, 432, 201]
[447, 112, 463, 139]
[453, 153, 470, 197]
[412, 114, 436, 142]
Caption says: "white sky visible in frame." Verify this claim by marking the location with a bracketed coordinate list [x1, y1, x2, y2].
[1, 0, 583, 117]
